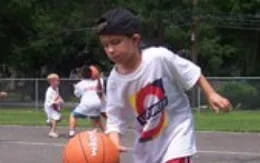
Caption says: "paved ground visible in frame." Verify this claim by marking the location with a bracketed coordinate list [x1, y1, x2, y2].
[1, 126, 260, 163]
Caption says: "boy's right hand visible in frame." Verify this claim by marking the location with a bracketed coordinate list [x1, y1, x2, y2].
[108, 132, 128, 153]
[52, 103, 60, 111]
[208, 92, 231, 113]
[118, 145, 129, 152]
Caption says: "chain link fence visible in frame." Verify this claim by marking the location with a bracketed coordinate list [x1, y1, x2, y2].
[0, 77, 259, 110]
[0, 78, 79, 109]
[197, 77, 260, 111]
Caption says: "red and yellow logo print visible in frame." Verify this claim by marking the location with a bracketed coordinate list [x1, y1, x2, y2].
[129, 79, 168, 142]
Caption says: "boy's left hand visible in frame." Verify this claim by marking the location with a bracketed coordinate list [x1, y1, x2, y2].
[59, 97, 64, 104]
[55, 96, 64, 104]
[208, 92, 231, 113]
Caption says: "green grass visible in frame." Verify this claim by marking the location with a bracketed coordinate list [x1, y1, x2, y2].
[0, 108, 90, 127]
[1, 108, 260, 132]
[194, 110, 260, 132]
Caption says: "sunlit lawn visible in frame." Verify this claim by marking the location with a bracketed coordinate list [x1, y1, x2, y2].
[1, 108, 260, 132]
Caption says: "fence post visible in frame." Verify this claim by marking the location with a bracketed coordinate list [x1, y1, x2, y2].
[197, 86, 201, 113]
[35, 79, 39, 109]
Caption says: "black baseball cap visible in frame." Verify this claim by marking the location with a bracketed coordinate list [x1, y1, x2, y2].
[96, 7, 141, 35]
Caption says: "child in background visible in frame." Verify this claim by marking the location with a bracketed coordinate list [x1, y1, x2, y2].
[0, 91, 8, 99]
[44, 73, 63, 138]
[68, 65, 105, 137]
[96, 8, 231, 163]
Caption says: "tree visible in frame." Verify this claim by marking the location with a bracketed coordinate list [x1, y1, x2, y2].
[0, 0, 259, 77]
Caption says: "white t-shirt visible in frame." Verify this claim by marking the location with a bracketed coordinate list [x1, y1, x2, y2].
[44, 86, 62, 120]
[44, 86, 62, 110]
[106, 47, 201, 163]
[74, 79, 102, 107]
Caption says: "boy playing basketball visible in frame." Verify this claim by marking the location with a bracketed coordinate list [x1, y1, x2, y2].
[96, 8, 231, 163]
[68, 65, 105, 137]
[44, 73, 63, 138]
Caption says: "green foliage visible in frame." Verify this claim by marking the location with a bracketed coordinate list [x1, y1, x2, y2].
[0, 0, 259, 77]
[0, 0, 110, 77]
[198, 0, 260, 76]
[218, 82, 259, 109]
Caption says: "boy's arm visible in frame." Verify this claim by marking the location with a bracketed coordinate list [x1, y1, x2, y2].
[105, 75, 131, 152]
[105, 81, 128, 152]
[45, 90, 55, 107]
[54, 95, 63, 104]
[197, 75, 231, 112]
[73, 84, 81, 98]
[158, 48, 231, 112]
[108, 132, 128, 152]
[106, 106, 128, 152]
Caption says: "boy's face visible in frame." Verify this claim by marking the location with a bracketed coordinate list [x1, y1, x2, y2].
[99, 34, 140, 65]
[49, 78, 60, 88]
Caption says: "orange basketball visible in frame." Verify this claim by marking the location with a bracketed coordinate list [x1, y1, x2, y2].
[62, 131, 119, 163]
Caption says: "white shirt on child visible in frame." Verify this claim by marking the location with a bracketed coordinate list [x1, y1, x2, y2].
[73, 79, 103, 116]
[106, 47, 201, 163]
[44, 86, 62, 120]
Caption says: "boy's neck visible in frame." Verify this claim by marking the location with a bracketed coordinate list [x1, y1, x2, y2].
[50, 85, 57, 89]
[116, 50, 142, 75]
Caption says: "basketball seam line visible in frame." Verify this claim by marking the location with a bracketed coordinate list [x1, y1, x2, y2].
[101, 133, 105, 163]
[78, 133, 89, 163]
[65, 148, 70, 163]
[63, 143, 70, 163]
[63, 148, 67, 163]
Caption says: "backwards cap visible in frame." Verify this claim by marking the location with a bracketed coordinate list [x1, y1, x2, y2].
[96, 7, 141, 35]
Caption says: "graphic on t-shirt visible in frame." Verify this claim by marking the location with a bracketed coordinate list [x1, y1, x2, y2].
[129, 79, 168, 142]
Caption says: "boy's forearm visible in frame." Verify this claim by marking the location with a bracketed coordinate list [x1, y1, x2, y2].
[197, 75, 216, 98]
[197, 75, 231, 112]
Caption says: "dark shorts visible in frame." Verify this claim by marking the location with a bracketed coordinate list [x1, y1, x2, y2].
[72, 112, 100, 120]
[166, 157, 191, 163]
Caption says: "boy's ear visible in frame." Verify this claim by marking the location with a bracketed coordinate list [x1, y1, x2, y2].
[132, 33, 141, 43]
